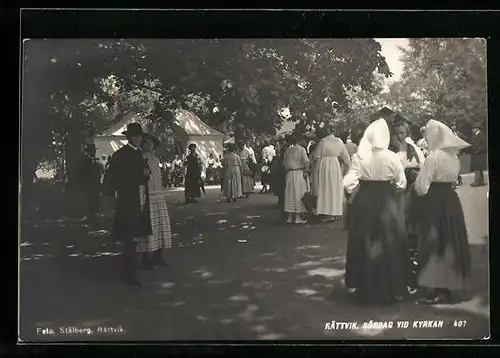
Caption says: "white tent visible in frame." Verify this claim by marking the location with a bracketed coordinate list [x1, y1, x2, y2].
[92, 111, 137, 160]
[173, 109, 225, 176]
[93, 109, 226, 177]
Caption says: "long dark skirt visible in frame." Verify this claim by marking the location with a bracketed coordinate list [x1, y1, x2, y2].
[417, 182, 471, 291]
[345, 180, 412, 303]
[184, 171, 201, 198]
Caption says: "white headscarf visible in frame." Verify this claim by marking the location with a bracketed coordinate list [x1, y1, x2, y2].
[405, 136, 426, 164]
[426, 119, 470, 153]
[356, 118, 390, 160]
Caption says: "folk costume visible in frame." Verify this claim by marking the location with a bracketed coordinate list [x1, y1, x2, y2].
[414, 120, 472, 303]
[343, 118, 412, 304]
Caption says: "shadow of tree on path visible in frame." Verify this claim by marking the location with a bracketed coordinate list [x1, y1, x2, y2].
[19, 186, 489, 342]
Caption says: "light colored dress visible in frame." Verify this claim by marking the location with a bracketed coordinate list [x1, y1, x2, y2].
[222, 152, 243, 199]
[239, 148, 255, 194]
[283, 144, 309, 213]
[311, 135, 351, 216]
[137, 153, 172, 252]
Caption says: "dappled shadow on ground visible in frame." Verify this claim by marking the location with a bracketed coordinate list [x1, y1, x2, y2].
[19, 184, 489, 341]
[20, 216, 489, 341]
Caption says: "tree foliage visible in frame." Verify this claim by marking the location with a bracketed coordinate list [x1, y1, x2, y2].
[21, 38, 391, 184]
[393, 38, 487, 133]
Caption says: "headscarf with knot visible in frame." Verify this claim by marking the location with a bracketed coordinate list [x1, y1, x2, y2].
[425, 119, 470, 154]
[356, 118, 390, 160]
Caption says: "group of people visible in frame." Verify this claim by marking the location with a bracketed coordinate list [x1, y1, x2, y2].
[356, 118, 480, 305]
[79, 115, 486, 299]
[100, 123, 172, 286]
[271, 117, 486, 305]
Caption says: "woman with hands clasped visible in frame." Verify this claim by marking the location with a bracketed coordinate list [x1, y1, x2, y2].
[343, 118, 413, 305]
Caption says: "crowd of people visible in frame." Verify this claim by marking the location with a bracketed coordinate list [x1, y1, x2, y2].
[272, 117, 486, 305]
[74, 117, 487, 306]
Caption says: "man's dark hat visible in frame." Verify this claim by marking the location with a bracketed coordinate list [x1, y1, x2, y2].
[122, 122, 144, 136]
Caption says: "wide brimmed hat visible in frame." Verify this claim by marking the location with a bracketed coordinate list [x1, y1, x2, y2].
[122, 123, 144, 136]
[143, 133, 160, 148]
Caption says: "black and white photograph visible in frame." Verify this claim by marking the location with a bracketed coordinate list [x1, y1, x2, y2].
[19, 31, 489, 341]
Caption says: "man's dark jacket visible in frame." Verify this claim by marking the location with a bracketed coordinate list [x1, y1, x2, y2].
[471, 130, 487, 171]
[103, 145, 152, 242]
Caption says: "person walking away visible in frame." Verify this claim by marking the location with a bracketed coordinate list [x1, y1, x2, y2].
[260, 140, 276, 193]
[310, 130, 351, 223]
[138, 134, 172, 270]
[222, 143, 243, 202]
[470, 122, 487, 187]
[414, 119, 472, 304]
[76, 143, 103, 226]
[238, 141, 256, 198]
[343, 118, 412, 305]
[102, 123, 152, 286]
[283, 135, 310, 224]
[184, 143, 203, 203]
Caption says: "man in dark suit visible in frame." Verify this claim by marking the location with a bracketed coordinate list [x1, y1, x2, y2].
[103, 123, 152, 286]
[470, 122, 487, 187]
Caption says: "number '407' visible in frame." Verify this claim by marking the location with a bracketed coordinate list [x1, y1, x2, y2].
[454, 320, 467, 327]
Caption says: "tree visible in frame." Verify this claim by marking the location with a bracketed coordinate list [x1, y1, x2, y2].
[392, 38, 487, 135]
[21, 38, 391, 185]
[338, 71, 390, 133]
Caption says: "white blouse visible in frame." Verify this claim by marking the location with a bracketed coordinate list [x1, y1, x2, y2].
[283, 145, 309, 171]
[313, 135, 351, 168]
[343, 149, 407, 194]
[414, 149, 460, 196]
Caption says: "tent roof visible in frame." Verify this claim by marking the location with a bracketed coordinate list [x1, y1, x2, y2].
[98, 111, 140, 137]
[174, 109, 225, 137]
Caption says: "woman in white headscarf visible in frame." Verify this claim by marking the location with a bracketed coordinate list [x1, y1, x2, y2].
[343, 118, 413, 305]
[310, 129, 351, 222]
[414, 120, 472, 304]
